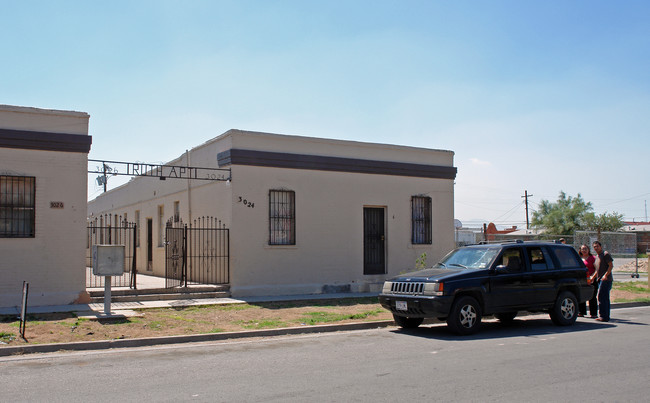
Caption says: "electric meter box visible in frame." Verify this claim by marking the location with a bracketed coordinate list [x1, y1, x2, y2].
[92, 245, 125, 276]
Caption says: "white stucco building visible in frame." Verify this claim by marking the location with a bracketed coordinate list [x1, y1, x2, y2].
[0, 105, 92, 308]
[88, 129, 457, 297]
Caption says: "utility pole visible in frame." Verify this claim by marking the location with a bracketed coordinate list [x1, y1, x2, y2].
[522, 190, 533, 229]
[102, 162, 108, 192]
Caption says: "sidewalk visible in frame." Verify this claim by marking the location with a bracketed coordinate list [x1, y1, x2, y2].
[0, 292, 379, 317]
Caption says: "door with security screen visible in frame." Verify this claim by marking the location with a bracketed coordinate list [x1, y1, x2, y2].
[364, 207, 386, 275]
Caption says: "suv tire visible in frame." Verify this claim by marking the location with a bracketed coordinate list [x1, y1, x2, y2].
[447, 296, 481, 335]
[549, 291, 578, 326]
[393, 314, 423, 329]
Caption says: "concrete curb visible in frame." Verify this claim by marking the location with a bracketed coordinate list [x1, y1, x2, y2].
[2, 302, 648, 357]
[0, 320, 395, 357]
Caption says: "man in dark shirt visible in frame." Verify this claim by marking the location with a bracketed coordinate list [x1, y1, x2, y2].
[592, 241, 614, 322]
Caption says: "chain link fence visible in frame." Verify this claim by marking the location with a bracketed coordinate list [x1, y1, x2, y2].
[457, 230, 642, 277]
[574, 231, 641, 277]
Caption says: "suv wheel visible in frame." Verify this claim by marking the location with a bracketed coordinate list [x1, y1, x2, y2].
[549, 291, 578, 326]
[447, 296, 481, 335]
[393, 314, 423, 329]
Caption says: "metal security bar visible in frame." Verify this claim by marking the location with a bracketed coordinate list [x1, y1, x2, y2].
[165, 216, 230, 288]
[411, 196, 432, 244]
[269, 190, 295, 245]
[188, 217, 230, 285]
[363, 207, 386, 275]
[0, 176, 35, 238]
[165, 218, 185, 288]
[86, 215, 137, 288]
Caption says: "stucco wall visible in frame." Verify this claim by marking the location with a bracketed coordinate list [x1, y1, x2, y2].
[87, 130, 456, 297]
[228, 164, 455, 296]
[225, 129, 453, 166]
[0, 105, 88, 135]
[0, 105, 90, 308]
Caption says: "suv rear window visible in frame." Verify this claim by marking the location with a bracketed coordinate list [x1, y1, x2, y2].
[551, 246, 582, 269]
[527, 246, 555, 271]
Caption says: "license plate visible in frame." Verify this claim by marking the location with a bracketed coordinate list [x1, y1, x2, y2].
[395, 301, 408, 311]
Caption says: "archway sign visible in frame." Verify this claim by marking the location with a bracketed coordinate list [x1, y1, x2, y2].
[89, 159, 231, 189]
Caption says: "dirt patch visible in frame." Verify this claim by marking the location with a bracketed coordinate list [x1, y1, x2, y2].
[0, 298, 392, 346]
[611, 282, 649, 303]
[616, 259, 648, 273]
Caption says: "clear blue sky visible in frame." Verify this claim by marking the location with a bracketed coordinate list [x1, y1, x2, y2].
[2, 0, 649, 227]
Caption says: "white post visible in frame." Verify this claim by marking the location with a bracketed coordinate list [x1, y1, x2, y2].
[104, 276, 112, 315]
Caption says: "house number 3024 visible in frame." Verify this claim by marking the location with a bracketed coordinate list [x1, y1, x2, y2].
[238, 197, 255, 208]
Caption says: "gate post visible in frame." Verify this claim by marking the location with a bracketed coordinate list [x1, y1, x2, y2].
[182, 223, 188, 287]
[131, 223, 137, 290]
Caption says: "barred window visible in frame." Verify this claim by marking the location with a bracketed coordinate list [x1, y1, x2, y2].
[269, 190, 295, 245]
[0, 176, 36, 238]
[411, 196, 432, 244]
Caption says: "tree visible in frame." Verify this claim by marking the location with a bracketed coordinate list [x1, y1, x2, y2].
[531, 191, 623, 235]
[583, 211, 625, 232]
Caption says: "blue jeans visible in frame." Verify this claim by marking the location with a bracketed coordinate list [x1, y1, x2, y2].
[597, 280, 612, 320]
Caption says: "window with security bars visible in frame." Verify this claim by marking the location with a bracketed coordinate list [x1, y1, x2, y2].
[269, 190, 295, 245]
[411, 196, 432, 244]
[0, 176, 36, 238]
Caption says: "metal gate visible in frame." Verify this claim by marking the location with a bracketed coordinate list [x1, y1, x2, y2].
[165, 216, 230, 288]
[86, 215, 137, 288]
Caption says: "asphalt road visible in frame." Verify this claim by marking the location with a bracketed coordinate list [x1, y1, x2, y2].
[2, 306, 649, 402]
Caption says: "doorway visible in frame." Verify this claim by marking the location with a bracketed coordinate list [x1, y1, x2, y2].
[363, 207, 386, 275]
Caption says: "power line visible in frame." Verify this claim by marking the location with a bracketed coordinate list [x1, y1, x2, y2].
[490, 201, 524, 224]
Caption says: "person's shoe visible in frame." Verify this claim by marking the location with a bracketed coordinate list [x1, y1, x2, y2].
[595, 317, 609, 322]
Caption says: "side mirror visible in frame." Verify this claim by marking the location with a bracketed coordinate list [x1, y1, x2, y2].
[495, 264, 508, 274]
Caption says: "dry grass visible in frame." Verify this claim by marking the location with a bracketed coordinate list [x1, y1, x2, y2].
[0, 297, 391, 346]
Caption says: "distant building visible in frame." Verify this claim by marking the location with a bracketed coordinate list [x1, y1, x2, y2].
[0, 105, 92, 308]
[485, 223, 519, 242]
[498, 227, 546, 241]
[455, 226, 483, 246]
[88, 129, 457, 297]
[622, 221, 650, 253]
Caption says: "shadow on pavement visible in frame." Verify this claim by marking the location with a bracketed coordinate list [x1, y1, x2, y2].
[391, 316, 620, 341]
[606, 317, 649, 326]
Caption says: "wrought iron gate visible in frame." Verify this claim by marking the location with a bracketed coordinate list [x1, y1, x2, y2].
[165, 216, 229, 288]
[86, 215, 137, 288]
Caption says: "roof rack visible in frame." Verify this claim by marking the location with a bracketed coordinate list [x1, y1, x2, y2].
[473, 239, 568, 246]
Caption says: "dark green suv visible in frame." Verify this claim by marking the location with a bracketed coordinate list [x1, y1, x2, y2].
[378, 240, 593, 335]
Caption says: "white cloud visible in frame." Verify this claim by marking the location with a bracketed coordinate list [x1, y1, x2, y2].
[470, 158, 491, 166]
